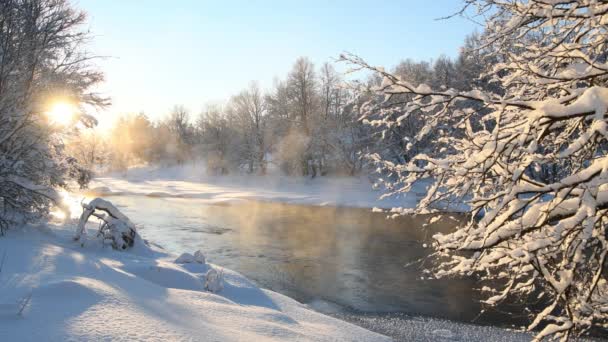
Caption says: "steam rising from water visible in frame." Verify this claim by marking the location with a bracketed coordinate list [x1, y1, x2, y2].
[55, 186, 531, 340]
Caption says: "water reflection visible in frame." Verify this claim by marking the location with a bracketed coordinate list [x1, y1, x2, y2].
[93, 196, 489, 323]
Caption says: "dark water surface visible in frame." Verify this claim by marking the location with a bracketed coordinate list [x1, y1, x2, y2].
[100, 196, 531, 340]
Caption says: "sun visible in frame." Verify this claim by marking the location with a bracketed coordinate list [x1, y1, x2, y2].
[46, 102, 77, 126]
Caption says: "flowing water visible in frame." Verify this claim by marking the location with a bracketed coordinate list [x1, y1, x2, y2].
[74, 194, 534, 341]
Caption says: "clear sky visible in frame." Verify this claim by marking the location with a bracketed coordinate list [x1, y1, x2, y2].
[76, 0, 479, 127]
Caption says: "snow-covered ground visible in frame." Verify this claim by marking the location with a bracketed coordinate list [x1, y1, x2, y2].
[0, 164, 535, 341]
[88, 163, 426, 210]
[0, 222, 389, 341]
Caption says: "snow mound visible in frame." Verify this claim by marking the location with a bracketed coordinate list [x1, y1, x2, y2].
[175, 250, 206, 264]
[124, 261, 207, 292]
[204, 268, 224, 293]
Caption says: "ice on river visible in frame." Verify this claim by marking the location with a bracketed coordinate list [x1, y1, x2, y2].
[307, 299, 535, 342]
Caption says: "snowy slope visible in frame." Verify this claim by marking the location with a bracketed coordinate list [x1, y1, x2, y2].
[89, 163, 427, 210]
[0, 223, 389, 342]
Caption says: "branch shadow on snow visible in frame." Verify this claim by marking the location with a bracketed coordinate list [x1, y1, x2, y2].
[0, 224, 288, 341]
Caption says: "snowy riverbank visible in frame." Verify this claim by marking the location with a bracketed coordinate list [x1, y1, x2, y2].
[0, 222, 389, 341]
[0, 166, 541, 341]
[88, 163, 426, 210]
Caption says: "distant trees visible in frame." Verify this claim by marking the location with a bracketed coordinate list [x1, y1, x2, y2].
[95, 57, 371, 176]
[67, 131, 109, 171]
[285, 57, 319, 175]
[432, 55, 456, 89]
[0, 0, 105, 230]
[195, 105, 234, 174]
[166, 105, 196, 164]
[343, 0, 608, 340]
[94, 44, 489, 177]
[105, 113, 147, 169]
[230, 82, 267, 174]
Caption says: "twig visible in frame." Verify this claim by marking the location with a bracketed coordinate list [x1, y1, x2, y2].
[17, 292, 32, 316]
[0, 251, 6, 273]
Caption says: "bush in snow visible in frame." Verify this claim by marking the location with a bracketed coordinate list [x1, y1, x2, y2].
[204, 268, 224, 293]
[74, 198, 138, 250]
[175, 250, 206, 264]
[343, 1, 608, 340]
[0, 0, 105, 231]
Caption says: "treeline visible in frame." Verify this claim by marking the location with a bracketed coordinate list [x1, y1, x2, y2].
[77, 33, 485, 177]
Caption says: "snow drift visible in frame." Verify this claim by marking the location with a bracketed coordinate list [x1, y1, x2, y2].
[0, 223, 388, 341]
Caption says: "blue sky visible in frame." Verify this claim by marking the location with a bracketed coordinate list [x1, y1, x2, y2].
[77, 0, 479, 126]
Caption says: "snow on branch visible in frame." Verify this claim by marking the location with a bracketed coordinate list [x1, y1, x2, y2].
[0, 0, 107, 229]
[74, 198, 138, 250]
[344, 0, 608, 340]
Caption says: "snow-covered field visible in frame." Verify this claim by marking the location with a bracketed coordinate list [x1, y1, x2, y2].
[88, 163, 425, 210]
[0, 222, 389, 341]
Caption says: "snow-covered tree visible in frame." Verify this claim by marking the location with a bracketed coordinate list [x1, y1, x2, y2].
[165, 105, 195, 164]
[195, 104, 236, 174]
[432, 55, 456, 90]
[319, 63, 367, 175]
[454, 32, 488, 91]
[75, 198, 138, 250]
[343, 0, 608, 340]
[285, 57, 322, 176]
[106, 113, 155, 169]
[229, 82, 268, 174]
[67, 130, 110, 172]
[0, 0, 105, 231]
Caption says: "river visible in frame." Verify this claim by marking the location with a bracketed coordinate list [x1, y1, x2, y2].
[69, 193, 533, 341]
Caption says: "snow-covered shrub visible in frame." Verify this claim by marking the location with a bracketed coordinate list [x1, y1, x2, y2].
[204, 268, 224, 293]
[343, 1, 608, 340]
[0, 0, 105, 230]
[175, 250, 206, 264]
[74, 198, 138, 250]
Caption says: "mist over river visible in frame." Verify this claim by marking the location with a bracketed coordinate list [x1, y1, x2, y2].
[76, 194, 533, 341]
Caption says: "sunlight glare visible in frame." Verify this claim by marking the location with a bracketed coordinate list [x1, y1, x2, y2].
[50, 190, 87, 221]
[46, 102, 76, 126]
